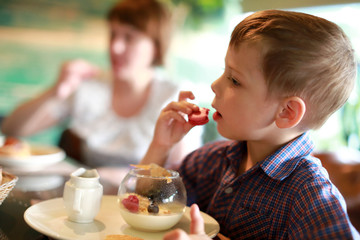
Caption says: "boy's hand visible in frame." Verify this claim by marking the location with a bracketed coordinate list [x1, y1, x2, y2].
[55, 59, 99, 99]
[163, 204, 211, 240]
[140, 91, 200, 166]
[152, 91, 199, 149]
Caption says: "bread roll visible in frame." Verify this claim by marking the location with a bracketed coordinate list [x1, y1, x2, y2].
[0, 137, 31, 157]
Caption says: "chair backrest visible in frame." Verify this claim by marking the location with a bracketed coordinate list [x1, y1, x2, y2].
[313, 149, 360, 205]
[58, 129, 85, 164]
[313, 149, 360, 231]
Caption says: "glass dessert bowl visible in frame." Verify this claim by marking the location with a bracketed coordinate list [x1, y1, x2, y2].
[118, 164, 187, 232]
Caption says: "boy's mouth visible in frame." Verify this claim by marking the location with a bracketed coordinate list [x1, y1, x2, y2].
[213, 111, 222, 121]
[211, 103, 222, 121]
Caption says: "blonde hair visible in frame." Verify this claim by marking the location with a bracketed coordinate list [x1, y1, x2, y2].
[107, 0, 172, 66]
[230, 10, 357, 129]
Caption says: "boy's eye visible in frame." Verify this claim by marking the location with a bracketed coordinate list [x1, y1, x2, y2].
[227, 76, 240, 86]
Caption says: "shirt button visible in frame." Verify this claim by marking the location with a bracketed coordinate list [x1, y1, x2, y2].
[225, 187, 233, 194]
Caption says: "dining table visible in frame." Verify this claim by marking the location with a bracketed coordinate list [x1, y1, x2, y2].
[0, 158, 222, 240]
[0, 157, 123, 240]
[2, 151, 359, 240]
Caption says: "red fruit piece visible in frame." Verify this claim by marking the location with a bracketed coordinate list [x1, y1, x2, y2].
[188, 107, 210, 125]
[4, 137, 21, 146]
[122, 195, 139, 213]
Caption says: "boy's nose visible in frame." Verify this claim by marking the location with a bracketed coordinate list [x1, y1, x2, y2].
[211, 77, 221, 95]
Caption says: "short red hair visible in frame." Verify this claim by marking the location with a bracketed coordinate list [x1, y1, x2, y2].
[107, 0, 172, 66]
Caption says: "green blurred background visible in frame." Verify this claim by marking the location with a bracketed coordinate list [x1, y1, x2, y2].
[0, 0, 359, 150]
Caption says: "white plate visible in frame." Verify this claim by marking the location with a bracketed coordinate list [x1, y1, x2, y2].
[16, 175, 65, 191]
[0, 145, 65, 171]
[24, 195, 220, 240]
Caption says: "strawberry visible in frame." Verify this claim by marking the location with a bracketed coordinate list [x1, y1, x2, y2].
[188, 107, 210, 125]
[122, 195, 139, 213]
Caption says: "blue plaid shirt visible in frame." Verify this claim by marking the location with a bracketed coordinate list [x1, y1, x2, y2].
[179, 132, 360, 239]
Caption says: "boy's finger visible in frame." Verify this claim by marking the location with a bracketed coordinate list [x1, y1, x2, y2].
[163, 229, 190, 240]
[178, 91, 195, 101]
[163, 101, 198, 115]
[190, 204, 205, 235]
[161, 111, 187, 125]
[184, 122, 196, 133]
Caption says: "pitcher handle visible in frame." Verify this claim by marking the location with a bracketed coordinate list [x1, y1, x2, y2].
[73, 188, 83, 213]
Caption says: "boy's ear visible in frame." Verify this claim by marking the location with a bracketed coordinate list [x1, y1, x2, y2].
[275, 97, 306, 129]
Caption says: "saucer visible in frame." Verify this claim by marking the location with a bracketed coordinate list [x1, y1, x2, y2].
[24, 195, 220, 240]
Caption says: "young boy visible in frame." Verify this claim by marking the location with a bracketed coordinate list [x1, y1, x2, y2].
[141, 10, 359, 239]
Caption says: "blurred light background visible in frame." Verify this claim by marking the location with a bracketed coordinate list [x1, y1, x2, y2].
[0, 0, 359, 151]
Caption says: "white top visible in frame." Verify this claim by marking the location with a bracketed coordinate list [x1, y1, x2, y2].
[56, 77, 181, 167]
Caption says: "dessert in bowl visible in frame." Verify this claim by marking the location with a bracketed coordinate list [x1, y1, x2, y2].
[118, 164, 187, 232]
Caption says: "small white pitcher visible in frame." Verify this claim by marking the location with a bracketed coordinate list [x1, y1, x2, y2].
[63, 168, 103, 223]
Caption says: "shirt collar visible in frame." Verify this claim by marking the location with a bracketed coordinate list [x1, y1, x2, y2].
[226, 132, 314, 181]
[260, 132, 314, 181]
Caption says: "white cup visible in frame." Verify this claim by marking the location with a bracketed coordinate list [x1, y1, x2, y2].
[63, 168, 103, 223]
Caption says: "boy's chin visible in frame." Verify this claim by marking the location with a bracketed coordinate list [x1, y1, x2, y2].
[216, 127, 231, 140]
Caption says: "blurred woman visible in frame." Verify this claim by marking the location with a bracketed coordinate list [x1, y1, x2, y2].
[1, 0, 200, 168]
